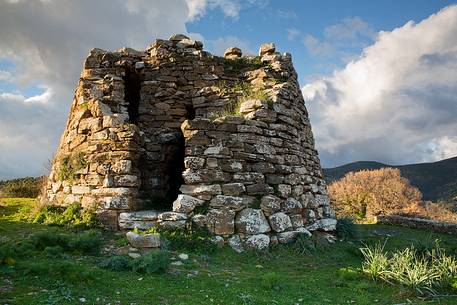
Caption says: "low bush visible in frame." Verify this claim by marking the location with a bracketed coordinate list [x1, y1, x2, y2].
[44, 245, 65, 258]
[292, 233, 316, 255]
[156, 226, 217, 254]
[99, 255, 132, 271]
[360, 242, 457, 295]
[21, 260, 96, 283]
[0, 176, 43, 198]
[336, 217, 359, 240]
[260, 272, 284, 291]
[131, 251, 171, 274]
[32, 203, 98, 228]
[30, 229, 103, 255]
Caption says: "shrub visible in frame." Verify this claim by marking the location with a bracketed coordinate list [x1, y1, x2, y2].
[99, 255, 132, 271]
[0, 176, 43, 198]
[30, 229, 103, 255]
[222, 56, 263, 75]
[30, 229, 71, 250]
[329, 168, 422, 220]
[402, 201, 457, 223]
[44, 245, 65, 258]
[21, 260, 95, 283]
[131, 251, 170, 274]
[211, 81, 272, 120]
[32, 203, 98, 228]
[58, 152, 87, 182]
[336, 217, 359, 240]
[260, 272, 284, 291]
[292, 233, 316, 255]
[157, 226, 217, 254]
[67, 230, 103, 255]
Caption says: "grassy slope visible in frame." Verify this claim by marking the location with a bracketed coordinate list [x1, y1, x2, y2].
[1, 198, 457, 305]
[323, 156, 457, 202]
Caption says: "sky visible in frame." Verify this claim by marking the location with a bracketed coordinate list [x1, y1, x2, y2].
[0, 0, 456, 179]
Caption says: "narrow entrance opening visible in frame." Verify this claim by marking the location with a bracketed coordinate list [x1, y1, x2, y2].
[164, 132, 185, 205]
[124, 67, 141, 124]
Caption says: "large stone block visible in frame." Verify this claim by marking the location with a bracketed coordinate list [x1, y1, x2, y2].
[206, 208, 235, 235]
[235, 208, 270, 234]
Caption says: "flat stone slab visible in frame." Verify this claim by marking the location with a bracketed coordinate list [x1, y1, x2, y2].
[119, 210, 160, 230]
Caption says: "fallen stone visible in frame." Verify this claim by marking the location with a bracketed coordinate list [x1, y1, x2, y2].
[126, 232, 160, 248]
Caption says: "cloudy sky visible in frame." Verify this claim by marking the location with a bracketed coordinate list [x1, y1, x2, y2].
[0, 0, 456, 179]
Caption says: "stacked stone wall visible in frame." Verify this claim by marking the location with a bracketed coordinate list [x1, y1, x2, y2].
[42, 34, 336, 248]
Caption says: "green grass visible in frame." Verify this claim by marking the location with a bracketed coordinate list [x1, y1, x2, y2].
[2, 198, 457, 304]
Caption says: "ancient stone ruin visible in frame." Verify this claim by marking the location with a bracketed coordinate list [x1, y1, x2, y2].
[42, 34, 336, 251]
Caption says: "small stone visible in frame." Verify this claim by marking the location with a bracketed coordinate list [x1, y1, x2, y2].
[282, 198, 302, 213]
[135, 61, 145, 69]
[228, 235, 244, 253]
[260, 195, 282, 215]
[178, 253, 189, 260]
[128, 252, 141, 259]
[305, 218, 337, 232]
[269, 212, 292, 232]
[224, 47, 242, 58]
[259, 43, 276, 56]
[245, 234, 270, 251]
[169, 34, 189, 41]
[171, 261, 183, 266]
[211, 235, 225, 247]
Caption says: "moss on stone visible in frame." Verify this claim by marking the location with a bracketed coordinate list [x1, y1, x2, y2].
[58, 152, 87, 182]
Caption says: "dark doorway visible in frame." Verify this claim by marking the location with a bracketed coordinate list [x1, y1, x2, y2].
[124, 67, 141, 124]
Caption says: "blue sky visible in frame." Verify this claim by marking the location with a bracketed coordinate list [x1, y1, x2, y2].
[0, 0, 457, 179]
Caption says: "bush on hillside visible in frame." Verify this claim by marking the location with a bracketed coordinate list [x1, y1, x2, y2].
[0, 176, 43, 198]
[402, 201, 457, 223]
[328, 168, 422, 220]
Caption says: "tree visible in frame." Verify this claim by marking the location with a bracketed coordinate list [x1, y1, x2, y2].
[328, 168, 422, 220]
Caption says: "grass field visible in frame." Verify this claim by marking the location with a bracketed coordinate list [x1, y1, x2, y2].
[1, 198, 457, 305]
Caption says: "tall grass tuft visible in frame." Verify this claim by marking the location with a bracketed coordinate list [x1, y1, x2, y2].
[360, 241, 457, 295]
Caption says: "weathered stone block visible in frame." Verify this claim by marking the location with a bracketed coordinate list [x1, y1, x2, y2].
[269, 212, 292, 232]
[206, 208, 235, 235]
[235, 208, 270, 234]
[126, 232, 160, 248]
[172, 194, 204, 213]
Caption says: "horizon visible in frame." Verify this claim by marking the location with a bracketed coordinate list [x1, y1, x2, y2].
[1, 0, 457, 179]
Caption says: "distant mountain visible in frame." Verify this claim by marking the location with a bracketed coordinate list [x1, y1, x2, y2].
[323, 156, 457, 202]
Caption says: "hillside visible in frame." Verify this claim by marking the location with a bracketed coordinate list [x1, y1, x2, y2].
[324, 156, 457, 202]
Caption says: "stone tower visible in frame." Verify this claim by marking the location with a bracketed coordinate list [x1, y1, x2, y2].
[42, 34, 335, 250]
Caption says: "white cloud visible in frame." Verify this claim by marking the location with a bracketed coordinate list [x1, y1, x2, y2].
[287, 28, 300, 41]
[303, 5, 457, 167]
[0, 70, 12, 81]
[303, 34, 334, 56]
[428, 136, 457, 162]
[0, 0, 256, 179]
[206, 35, 255, 56]
[303, 16, 374, 58]
[0, 0, 194, 179]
